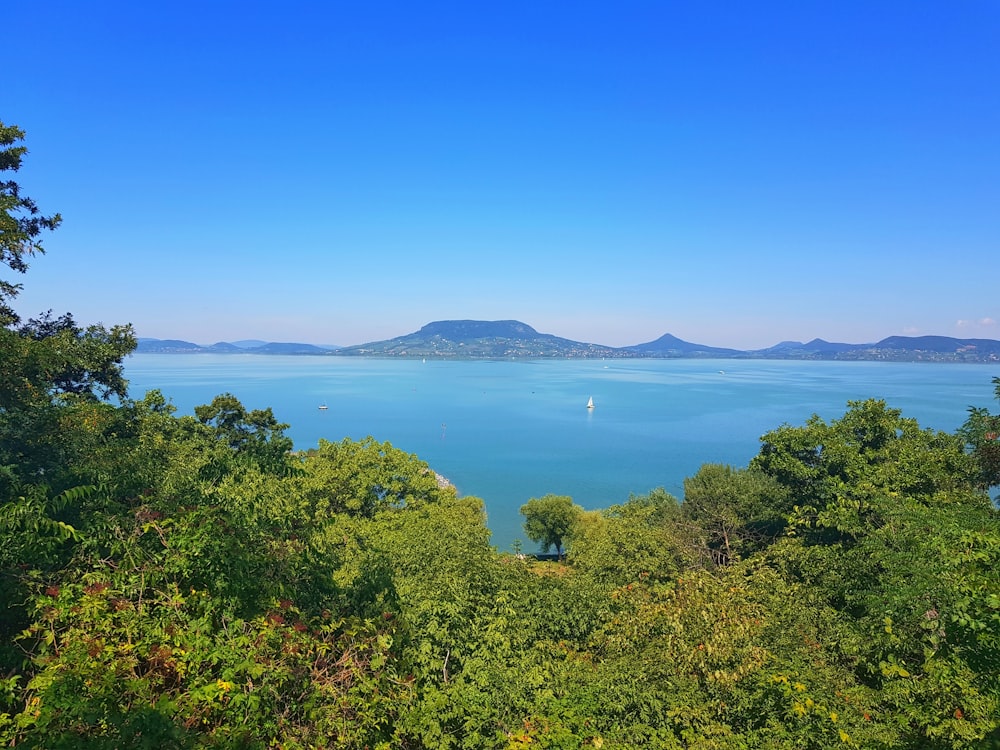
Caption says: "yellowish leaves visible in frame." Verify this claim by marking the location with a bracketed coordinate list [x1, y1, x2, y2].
[878, 660, 911, 679]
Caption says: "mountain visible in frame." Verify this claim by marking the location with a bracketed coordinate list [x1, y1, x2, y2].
[135, 329, 1000, 362]
[333, 320, 623, 358]
[251, 342, 333, 354]
[627, 333, 742, 357]
[230, 339, 269, 349]
[746, 335, 1000, 361]
[207, 342, 244, 353]
[136, 338, 209, 353]
[874, 335, 1000, 354]
[753, 338, 867, 357]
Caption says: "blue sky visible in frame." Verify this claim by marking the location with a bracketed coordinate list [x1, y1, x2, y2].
[6, 1, 998, 349]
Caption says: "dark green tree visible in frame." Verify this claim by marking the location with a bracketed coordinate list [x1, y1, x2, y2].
[193, 392, 293, 478]
[750, 399, 1000, 747]
[681, 464, 790, 566]
[0, 121, 61, 324]
[0, 122, 135, 680]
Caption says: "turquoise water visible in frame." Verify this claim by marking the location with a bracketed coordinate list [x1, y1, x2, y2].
[124, 355, 999, 550]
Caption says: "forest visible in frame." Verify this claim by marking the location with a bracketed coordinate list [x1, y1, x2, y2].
[2, 121, 999, 749]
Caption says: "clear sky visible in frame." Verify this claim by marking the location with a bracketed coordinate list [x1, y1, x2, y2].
[5, 1, 998, 349]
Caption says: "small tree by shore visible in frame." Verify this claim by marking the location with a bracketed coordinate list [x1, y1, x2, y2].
[520, 494, 582, 560]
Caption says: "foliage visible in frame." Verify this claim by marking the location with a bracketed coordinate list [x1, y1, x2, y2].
[193, 393, 294, 479]
[680, 464, 790, 566]
[959, 375, 1000, 494]
[3, 122, 1000, 749]
[293, 436, 449, 518]
[520, 494, 583, 559]
[569, 488, 685, 584]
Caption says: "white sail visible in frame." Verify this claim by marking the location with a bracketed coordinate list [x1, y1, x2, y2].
[587, 396, 594, 409]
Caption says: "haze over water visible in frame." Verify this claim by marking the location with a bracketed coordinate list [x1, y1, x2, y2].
[125, 355, 998, 550]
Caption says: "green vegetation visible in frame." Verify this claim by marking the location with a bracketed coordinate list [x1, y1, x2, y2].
[2, 121, 999, 748]
[520, 494, 582, 560]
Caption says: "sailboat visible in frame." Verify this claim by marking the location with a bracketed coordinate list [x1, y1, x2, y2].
[587, 396, 595, 409]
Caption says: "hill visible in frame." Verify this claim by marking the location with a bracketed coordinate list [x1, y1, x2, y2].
[136, 338, 336, 355]
[627, 332, 742, 357]
[333, 319, 624, 358]
[750, 335, 1000, 362]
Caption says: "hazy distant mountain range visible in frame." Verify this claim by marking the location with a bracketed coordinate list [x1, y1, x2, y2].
[136, 321, 1000, 362]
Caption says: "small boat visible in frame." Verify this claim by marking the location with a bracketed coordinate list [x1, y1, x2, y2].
[318, 404, 329, 410]
[587, 396, 595, 409]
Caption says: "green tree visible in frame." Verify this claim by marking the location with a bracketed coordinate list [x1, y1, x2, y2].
[193, 392, 294, 478]
[681, 464, 790, 566]
[959, 376, 1000, 495]
[752, 398, 983, 542]
[570, 488, 685, 585]
[293, 436, 449, 518]
[750, 399, 1000, 747]
[0, 122, 135, 496]
[0, 122, 135, 694]
[520, 494, 582, 560]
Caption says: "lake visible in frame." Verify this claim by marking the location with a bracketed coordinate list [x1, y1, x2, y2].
[124, 355, 999, 550]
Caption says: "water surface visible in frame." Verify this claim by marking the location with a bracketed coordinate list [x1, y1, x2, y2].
[125, 355, 998, 549]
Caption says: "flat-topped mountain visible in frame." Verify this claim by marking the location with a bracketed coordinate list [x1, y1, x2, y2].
[334, 320, 622, 358]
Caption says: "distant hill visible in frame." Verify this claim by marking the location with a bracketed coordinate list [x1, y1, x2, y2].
[752, 338, 866, 357]
[230, 339, 269, 349]
[136, 338, 212, 353]
[874, 335, 1000, 354]
[334, 320, 623, 358]
[747, 335, 1000, 361]
[627, 333, 742, 357]
[134, 328, 1000, 362]
[136, 338, 335, 355]
[252, 342, 334, 354]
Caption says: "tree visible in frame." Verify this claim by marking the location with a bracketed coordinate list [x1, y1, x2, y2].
[293, 436, 450, 518]
[1, 121, 61, 324]
[1, 121, 133, 408]
[193, 392, 294, 478]
[959, 376, 1000, 496]
[520, 494, 582, 560]
[750, 399, 1000, 746]
[569, 488, 685, 585]
[0, 123, 135, 682]
[681, 464, 790, 566]
[751, 398, 983, 542]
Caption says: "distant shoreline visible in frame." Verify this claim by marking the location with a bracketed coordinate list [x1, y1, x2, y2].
[135, 321, 1000, 364]
[131, 349, 1000, 364]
